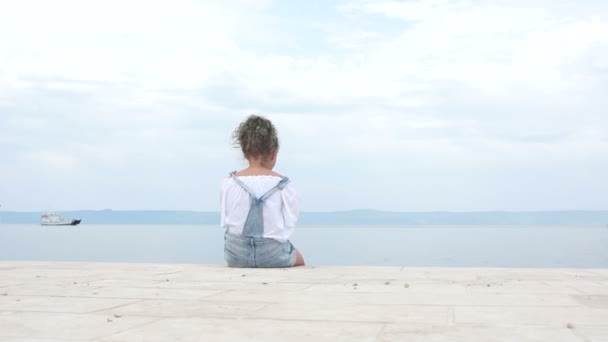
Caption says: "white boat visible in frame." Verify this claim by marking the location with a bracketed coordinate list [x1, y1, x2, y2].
[40, 213, 81, 226]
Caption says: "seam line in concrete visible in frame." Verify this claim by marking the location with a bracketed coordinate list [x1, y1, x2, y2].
[152, 270, 183, 276]
[87, 299, 149, 314]
[108, 314, 394, 325]
[447, 307, 455, 325]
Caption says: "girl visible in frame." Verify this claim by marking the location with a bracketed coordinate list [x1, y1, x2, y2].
[220, 115, 305, 267]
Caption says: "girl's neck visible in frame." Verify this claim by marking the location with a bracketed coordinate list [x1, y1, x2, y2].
[248, 160, 272, 170]
[248, 154, 276, 170]
[237, 165, 280, 177]
[236, 157, 280, 177]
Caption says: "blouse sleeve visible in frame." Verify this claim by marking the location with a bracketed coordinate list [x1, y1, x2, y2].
[280, 182, 301, 228]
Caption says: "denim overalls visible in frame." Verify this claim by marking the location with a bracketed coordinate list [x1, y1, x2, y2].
[224, 172, 297, 268]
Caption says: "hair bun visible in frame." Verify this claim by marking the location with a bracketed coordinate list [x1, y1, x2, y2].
[255, 126, 268, 135]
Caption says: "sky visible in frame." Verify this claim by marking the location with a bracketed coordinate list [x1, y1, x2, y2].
[0, 0, 607, 212]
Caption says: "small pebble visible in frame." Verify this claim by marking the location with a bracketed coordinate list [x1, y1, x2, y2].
[262, 282, 268, 285]
[107, 318, 113, 323]
[241, 274, 246, 277]
[352, 283, 358, 287]
[385, 281, 391, 285]
[114, 314, 122, 318]
[566, 323, 575, 329]
[404, 283, 410, 288]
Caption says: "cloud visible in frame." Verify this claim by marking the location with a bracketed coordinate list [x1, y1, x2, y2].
[0, 0, 607, 211]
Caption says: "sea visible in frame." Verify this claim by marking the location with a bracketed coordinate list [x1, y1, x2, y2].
[1, 224, 607, 268]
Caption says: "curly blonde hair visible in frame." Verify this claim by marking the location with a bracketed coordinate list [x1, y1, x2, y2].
[232, 115, 279, 159]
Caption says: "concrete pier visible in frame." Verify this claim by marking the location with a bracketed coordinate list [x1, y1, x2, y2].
[0, 262, 607, 341]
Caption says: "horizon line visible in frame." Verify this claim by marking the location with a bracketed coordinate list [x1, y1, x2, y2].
[2, 209, 608, 213]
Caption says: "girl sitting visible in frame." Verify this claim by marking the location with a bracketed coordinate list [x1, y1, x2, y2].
[220, 115, 305, 267]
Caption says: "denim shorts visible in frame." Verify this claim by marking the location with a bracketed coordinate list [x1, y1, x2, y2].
[224, 231, 297, 268]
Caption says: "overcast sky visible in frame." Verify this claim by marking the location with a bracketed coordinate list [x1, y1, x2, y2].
[1, 0, 607, 212]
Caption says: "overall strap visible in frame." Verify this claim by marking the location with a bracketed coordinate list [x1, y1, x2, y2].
[259, 177, 290, 202]
[229, 171, 257, 198]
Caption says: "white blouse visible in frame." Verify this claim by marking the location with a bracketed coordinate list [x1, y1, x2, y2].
[220, 175, 300, 242]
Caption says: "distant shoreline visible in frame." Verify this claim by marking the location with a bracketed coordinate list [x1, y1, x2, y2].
[1, 210, 608, 225]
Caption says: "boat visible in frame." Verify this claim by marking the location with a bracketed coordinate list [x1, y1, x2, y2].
[40, 213, 81, 226]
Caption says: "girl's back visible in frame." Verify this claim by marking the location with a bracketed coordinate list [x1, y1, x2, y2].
[220, 174, 300, 243]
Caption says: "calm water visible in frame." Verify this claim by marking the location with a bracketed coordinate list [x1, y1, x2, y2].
[1, 224, 607, 267]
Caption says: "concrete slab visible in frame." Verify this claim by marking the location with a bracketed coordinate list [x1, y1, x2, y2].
[0, 261, 607, 341]
[376, 323, 584, 342]
[0, 311, 159, 340]
[98, 317, 385, 342]
[0, 296, 141, 314]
